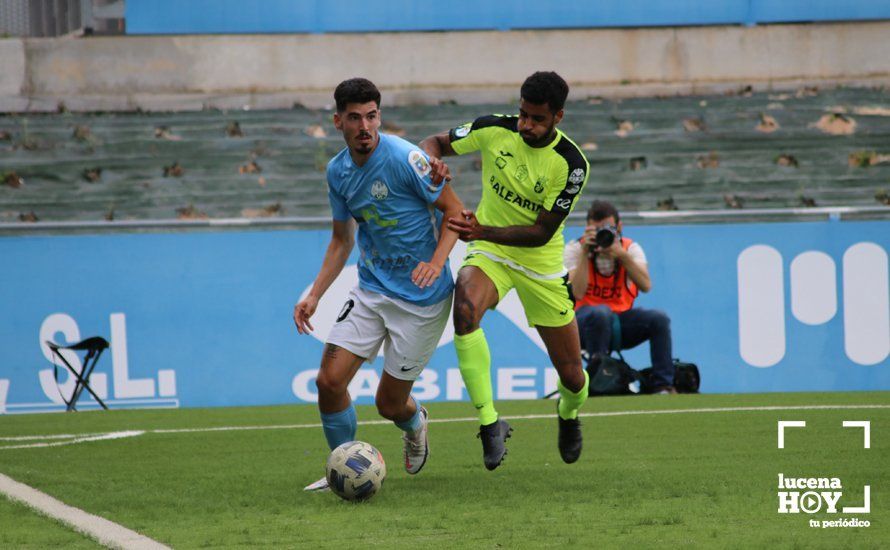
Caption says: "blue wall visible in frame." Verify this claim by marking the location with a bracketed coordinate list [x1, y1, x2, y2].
[1, 220, 887, 414]
[125, 0, 890, 34]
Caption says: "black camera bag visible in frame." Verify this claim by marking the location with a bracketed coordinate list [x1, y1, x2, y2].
[586, 353, 643, 396]
[639, 359, 701, 394]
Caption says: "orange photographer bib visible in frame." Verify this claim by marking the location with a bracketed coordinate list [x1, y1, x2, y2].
[574, 237, 638, 313]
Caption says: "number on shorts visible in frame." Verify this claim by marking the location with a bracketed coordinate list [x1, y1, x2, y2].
[336, 299, 355, 322]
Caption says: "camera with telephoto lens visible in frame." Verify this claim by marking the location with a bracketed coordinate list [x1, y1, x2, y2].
[594, 225, 619, 249]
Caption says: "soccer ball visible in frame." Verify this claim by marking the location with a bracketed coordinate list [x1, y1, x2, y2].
[325, 441, 386, 502]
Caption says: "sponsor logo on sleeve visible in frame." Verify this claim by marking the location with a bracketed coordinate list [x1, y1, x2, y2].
[453, 124, 471, 138]
[408, 150, 432, 179]
[556, 198, 572, 210]
[565, 183, 581, 195]
[568, 168, 585, 185]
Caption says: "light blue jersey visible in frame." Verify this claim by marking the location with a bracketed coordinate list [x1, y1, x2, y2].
[327, 133, 453, 306]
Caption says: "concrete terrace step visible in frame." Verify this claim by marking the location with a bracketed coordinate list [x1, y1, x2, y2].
[0, 87, 888, 225]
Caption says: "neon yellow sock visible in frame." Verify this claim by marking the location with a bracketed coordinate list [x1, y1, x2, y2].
[454, 328, 498, 425]
[557, 370, 589, 420]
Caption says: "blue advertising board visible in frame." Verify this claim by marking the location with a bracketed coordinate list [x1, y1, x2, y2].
[1, 219, 888, 414]
[125, 0, 890, 35]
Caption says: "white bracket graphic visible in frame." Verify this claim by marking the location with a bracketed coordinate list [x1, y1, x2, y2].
[777, 420, 806, 449]
[842, 485, 871, 514]
[842, 421, 871, 449]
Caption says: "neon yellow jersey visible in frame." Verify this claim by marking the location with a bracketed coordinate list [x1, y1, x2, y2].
[450, 115, 590, 278]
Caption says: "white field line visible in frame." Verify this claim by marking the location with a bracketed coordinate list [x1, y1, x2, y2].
[0, 431, 144, 450]
[0, 472, 170, 550]
[2, 404, 887, 446]
[0, 433, 104, 441]
[153, 403, 890, 434]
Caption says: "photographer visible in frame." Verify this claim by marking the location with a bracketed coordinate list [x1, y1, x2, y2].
[565, 200, 676, 394]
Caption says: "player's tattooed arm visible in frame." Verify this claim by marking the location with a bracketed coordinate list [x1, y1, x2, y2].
[447, 208, 567, 247]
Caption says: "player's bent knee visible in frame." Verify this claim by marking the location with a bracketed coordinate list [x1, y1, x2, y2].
[557, 360, 586, 392]
[315, 371, 348, 398]
[453, 297, 479, 335]
[374, 395, 403, 421]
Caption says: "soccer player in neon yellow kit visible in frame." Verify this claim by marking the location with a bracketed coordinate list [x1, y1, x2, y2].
[420, 71, 590, 470]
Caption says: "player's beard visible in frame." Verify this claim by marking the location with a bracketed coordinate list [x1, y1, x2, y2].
[353, 131, 376, 154]
[521, 124, 557, 147]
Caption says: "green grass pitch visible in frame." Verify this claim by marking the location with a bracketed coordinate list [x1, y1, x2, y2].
[0, 392, 887, 548]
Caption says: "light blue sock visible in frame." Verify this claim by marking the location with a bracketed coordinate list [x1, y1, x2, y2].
[320, 403, 357, 450]
[394, 398, 423, 434]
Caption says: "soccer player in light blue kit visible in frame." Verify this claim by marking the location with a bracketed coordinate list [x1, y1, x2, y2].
[295, 78, 463, 491]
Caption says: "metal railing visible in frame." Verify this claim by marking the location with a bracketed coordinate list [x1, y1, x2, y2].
[1, 205, 888, 233]
[615, 205, 890, 223]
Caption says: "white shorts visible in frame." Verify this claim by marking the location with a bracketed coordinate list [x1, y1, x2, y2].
[326, 287, 452, 381]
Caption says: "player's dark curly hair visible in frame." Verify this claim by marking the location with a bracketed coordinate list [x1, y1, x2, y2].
[334, 78, 381, 112]
[587, 200, 620, 223]
[520, 71, 569, 114]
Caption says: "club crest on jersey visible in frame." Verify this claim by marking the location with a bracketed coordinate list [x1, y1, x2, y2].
[515, 165, 528, 182]
[568, 168, 585, 185]
[370, 180, 389, 200]
[409, 150, 432, 179]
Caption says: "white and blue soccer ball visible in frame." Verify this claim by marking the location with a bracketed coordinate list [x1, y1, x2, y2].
[325, 441, 386, 502]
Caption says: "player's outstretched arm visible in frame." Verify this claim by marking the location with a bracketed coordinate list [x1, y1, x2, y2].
[447, 208, 567, 247]
[412, 184, 464, 288]
[293, 219, 356, 333]
[419, 131, 457, 159]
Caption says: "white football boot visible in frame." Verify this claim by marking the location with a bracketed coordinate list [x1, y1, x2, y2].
[402, 407, 429, 474]
[303, 476, 329, 492]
